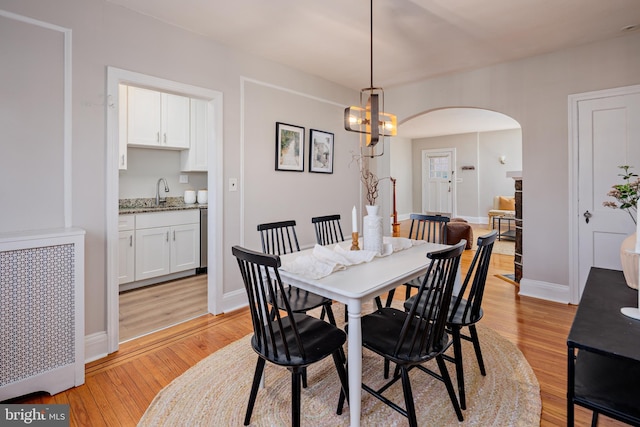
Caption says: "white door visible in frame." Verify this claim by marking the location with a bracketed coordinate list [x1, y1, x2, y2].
[576, 91, 640, 300]
[422, 149, 455, 215]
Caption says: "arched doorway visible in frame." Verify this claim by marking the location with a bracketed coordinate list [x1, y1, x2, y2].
[390, 107, 523, 279]
[392, 107, 522, 222]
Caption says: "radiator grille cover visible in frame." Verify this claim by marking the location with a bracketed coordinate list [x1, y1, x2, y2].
[0, 244, 75, 386]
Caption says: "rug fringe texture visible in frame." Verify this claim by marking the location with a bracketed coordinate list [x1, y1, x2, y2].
[139, 304, 540, 426]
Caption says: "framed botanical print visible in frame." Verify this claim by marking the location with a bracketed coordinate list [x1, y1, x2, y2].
[309, 129, 334, 174]
[275, 122, 305, 172]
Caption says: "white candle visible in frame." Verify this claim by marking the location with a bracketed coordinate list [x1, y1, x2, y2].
[352, 205, 358, 233]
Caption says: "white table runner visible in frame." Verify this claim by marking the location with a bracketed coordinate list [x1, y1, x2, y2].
[280, 237, 425, 279]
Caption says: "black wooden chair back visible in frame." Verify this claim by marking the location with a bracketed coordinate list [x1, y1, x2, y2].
[344, 241, 467, 425]
[398, 241, 464, 359]
[257, 219, 338, 328]
[407, 213, 450, 244]
[312, 214, 345, 245]
[232, 245, 349, 426]
[257, 220, 300, 255]
[377, 213, 450, 311]
[450, 230, 498, 324]
[403, 230, 498, 410]
[232, 246, 303, 362]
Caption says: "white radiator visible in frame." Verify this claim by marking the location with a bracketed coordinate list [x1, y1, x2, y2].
[0, 228, 85, 401]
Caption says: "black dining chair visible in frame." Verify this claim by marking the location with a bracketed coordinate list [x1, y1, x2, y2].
[339, 241, 466, 426]
[404, 230, 497, 410]
[311, 214, 349, 322]
[376, 213, 450, 310]
[312, 214, 345, 246]
[257, 220, 337, 327]
[232, 246, 349, 427]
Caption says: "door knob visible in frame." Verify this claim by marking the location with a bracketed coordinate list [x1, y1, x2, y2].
[583, 210, 592, 224]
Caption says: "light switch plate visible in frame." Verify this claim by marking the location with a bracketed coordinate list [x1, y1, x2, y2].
[179, 174, 189, 184]
[229, 178, 238, 192]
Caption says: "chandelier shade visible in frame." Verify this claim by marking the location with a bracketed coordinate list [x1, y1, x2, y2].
[343, 0, 396, 148]
[344, 89, 397, 147]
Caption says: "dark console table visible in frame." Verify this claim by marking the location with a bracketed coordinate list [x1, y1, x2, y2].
[567, 267, 640, 426]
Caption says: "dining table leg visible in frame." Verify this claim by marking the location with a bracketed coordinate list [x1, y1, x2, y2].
[347, 299, 362, 427]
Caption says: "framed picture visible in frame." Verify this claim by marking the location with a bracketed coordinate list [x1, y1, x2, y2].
[309, 129, 334, 174]
[275, 122, 305, 172]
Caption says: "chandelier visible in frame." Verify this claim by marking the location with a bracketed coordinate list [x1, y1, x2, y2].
[344, 0, 397, 148]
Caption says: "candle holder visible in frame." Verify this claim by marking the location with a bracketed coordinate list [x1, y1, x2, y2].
[351, 232, 360, 251]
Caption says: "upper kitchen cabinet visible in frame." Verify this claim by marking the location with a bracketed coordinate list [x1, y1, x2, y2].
[127, 86, 190, 150]
[181, 98, 209, 172]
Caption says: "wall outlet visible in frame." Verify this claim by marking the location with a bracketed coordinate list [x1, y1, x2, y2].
[179, 174, 188, 184]
[229, 178, 238, 192]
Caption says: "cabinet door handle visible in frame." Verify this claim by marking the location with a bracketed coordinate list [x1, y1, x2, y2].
[121, 154, 125, 166]
[173, 230, 176, 241]
[157, 132, 160, 143]
[164, 133, 167, 143]
[166, 231, 169, 242]
[129, 235, 133, 247]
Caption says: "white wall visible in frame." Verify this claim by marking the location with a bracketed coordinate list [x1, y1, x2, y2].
[387, 31, 640, 300]
[0, 0, 360, 350]
[478, 129, 523, 215]
[0, 12, 66, 232]
[3, 0, 640, 356]
[389, 137, 413, 220]
[242, 80, 361, 252]
[119, 148, 207, 199]
[407, 128, 522, 221]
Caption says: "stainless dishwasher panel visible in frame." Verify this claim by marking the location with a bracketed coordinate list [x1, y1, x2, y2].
[200, 207, 208, 268]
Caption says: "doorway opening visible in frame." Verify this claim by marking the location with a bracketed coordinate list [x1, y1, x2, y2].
[393, 107, 522, 274]
[106, 67, 223, 353]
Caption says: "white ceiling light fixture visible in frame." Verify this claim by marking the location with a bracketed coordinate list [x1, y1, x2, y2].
[344, 0, 397, 153]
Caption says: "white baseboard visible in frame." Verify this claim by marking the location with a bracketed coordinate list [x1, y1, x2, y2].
[84, 332, 108, 363]
[222, 288, 248, 313]
[519, 278, 570, 304]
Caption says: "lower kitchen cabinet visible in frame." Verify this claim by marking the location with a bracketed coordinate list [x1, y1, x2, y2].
[134, 210, 200, 281]
[118, 214, 136, 285]
[118, 230, 135, 284]
[135, 226, 172, 280]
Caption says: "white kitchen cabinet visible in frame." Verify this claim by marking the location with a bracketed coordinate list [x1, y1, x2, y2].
[181, 98, 209, 171]
[127, 86, 190, 150]
[135, 226, 172, 280]
[118, 230, 135, 284]
[134, 210, 200, 281]
[118, 215, 135, 284]
[169, 223, 200, 272]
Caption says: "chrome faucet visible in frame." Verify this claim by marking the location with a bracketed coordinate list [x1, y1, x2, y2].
[156, 178, 169, 205]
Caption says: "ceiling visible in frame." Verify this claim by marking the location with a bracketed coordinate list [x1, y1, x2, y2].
[107, 0, 640, 136]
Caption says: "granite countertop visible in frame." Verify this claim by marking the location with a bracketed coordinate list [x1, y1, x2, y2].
[119, 197, 207, 214]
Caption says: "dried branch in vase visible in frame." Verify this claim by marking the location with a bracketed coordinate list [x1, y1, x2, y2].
[362, 168, 379, 206]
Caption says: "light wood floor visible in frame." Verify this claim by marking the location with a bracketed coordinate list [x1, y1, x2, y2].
[9, 222, 625, 426]
[119, 274, 208, 342]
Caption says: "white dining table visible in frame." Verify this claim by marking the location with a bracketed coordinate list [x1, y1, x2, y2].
[278, 239, 451, 427]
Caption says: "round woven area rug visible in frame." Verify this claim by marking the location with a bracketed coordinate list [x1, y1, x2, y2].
[139, 309, 540, 426]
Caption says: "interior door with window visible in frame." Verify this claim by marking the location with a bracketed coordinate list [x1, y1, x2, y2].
[422, 149, 455, 215]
